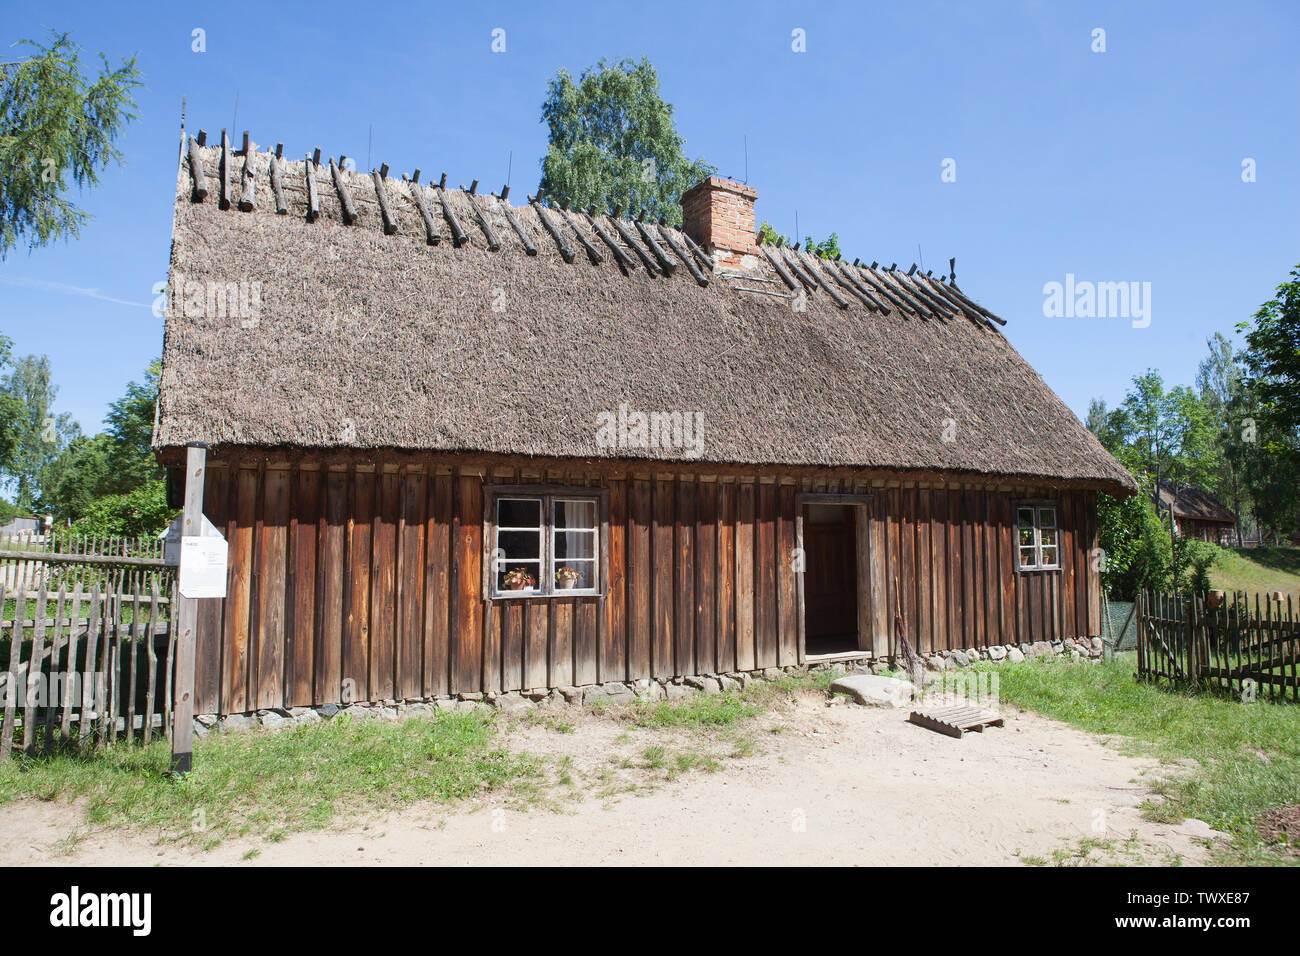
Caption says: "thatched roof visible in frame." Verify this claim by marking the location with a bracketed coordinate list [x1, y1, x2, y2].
[1156, 483, 1236, 522]
[155, 135, 1136, 493]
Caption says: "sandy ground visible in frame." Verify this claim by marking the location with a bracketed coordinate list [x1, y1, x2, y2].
[0, 694, 1219, 866]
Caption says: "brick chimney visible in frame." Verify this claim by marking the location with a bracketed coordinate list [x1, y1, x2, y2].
[680, 176, 758, 267]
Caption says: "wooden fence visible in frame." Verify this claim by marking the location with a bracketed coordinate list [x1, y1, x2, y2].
[1137, 590, 1299, 702]
[0, 532, 168, 594]
[0, 574, 177, 760]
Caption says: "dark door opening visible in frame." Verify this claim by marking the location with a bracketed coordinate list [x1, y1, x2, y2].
[802, 502, 860, 656]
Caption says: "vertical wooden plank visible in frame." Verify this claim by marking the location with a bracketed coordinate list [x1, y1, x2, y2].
[290, 468, 320, 707]
[1059, 492, 1076, 640]
[651, 477, 675, 679]
[696, 480, 718, 674]
[525, 600, 549, 689]
[502, 600, 524, 691]
[674, 476, 695, 675]
[603, 476, 628, 682]
[256, 468, 289, 710]
[425, 472, 452, 696]
[916, 488, 932, 653]
[973, 487, 988, 649]
[399, 469, 426, 698]
[318, 468, 346, 704]
[777, 484, 798, 667]
[1085, 492, 1101, 636]
[452, 471, 484, 693]
[574, 598, 598, 685]
[79, 587, 101, 747]
[195, 464, 227, 714]
[225, 466, 257, 714]
[2, 593, 23, 757]
[627, 477, 652, 680]
[717, 482, 737, 673]
[370, 468, 398, 700]
[756, 481, 777, 669]
[901, 485, 917, 650]
[551, 600, 574, 686]
[345, 468, 373, 704]
[735, 481, 756, 671]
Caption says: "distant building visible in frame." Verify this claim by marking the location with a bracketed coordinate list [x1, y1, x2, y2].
[0, 515, 41, 537]
[1154, 483, 1237, 545]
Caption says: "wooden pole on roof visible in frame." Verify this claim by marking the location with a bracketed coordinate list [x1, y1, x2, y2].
[793, 249, 851, 309]
[499, 197, 536, 255]
[558, 204, 603, 264]
[187, 136, 209, 202]
[371, 170, 398, 235]
[758, 242, 798, 290]
[634, 220, 677, 275]
[854, 265, 918, 314]
[437, 182, 469, 246]
[218, 129, 232, 209]
[464, 187, 502, 251]
[238, 150, 257, 212]
[408, 181, 442, 245]
[608, 215, 661, 275]
[830, 259, 887, 311]
[330, 158, 357, 225]
[586, 213, 637, 270]
[170, 445, 205, 776]
[657, 224, 708, 286]
[679, 231, 714, 272]
[530, 197, 576, 263]
[268, 150, 287, 214]
[304, 153, 320, 222]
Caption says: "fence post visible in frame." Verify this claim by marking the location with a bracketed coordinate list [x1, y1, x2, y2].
[171, 445, 206, 775]
[1186, 597, 1198, 684]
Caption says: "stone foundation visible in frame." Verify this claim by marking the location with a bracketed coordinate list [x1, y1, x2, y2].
[192, 637, 1105, 737]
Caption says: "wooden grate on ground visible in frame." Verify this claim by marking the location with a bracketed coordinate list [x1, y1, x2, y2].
[908, 705, 1005, 739]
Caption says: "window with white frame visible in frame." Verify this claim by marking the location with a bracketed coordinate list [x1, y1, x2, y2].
[490, 492, 600, 597]
[1016, 504, 1060, 571]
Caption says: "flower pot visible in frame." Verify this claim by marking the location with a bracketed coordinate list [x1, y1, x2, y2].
[557, 578, 576, 590]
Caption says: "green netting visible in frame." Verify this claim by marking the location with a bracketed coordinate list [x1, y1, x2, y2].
[1101, 599, 1138, 651]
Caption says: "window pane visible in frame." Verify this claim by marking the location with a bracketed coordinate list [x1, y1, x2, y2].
[1037, 507, 1057, 529]
[498, 529, 541, 560]
[553, 499, 597, 531]
[553, 558, 596, 590]
[1039, 527, 1057, 547]
[497, 562, 540, 592]
[1039, 546, 1058, 567]
[1019, 547, 1037, 568]
[1017, 508, 1035, 528]
[552, 528, 596, 561]
[498, 497, 541, 528]
[1019, 527, 1036, 547]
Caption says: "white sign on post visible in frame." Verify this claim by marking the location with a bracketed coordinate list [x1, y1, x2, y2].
[175, 515, 228, 598]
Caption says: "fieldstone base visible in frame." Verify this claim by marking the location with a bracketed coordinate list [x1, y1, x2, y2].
[194, 636, 1104, 735]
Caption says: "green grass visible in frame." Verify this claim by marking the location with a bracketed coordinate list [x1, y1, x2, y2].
[986, 654, 1300, 864]
[620, 691, 761, 730]
[0, 710, 540, 848]
[1210, 546, 1300, 597]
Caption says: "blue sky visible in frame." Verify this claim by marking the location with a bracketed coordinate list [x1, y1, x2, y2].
[3, 0, 1297, 435]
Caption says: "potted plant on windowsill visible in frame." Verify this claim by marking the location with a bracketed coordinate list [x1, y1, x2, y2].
[502, 568, 536, 591]
[555, 566, 582, 590]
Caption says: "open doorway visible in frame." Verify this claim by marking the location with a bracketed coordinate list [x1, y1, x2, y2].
[801, 502, 860, 656]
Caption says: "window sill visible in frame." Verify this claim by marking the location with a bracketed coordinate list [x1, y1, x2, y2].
[488, 590, 605, 601]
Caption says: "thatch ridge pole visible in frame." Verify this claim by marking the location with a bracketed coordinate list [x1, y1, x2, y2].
[778, 246, 819, 292]
[680, 231, 714, 271]
[464, 188, 502, 251]
[330, 158, 357, 225]
[268, 152, 287, 214]
[892, 268, 959, 318]
[408, 182, 442, 245]
[531, 199, 576, 263]
[499, 198, 536, 255]
[371, 170, 398, 235]
[238, 150, 257, 212]
[304, 153, 320, 222]
[920, 275, 987, 324]
[874, 268, 938, 316]
[794, 249, 851, 309]
[437, 185, 469, 246]
[831, 259, 887, 312]
[634, 220, 678, 275]
[218, 130, 232, 210]
[657, 224, 707, 286]
[758, 242, 797, 290]
[933, 278, 1007, 326]
[587, 214, 637, 270]
[854, 265, 917, 314]
[558, 205, 604, 264]
[186, 137, 209, 202]
[609, 216, 661, 275]
[171, 445, 205, 776]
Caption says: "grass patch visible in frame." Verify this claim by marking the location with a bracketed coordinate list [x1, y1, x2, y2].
[0, 710, 540, 848]
[986, 654, 1300, 864]
[621, 691, 761, 730]
[1210, 546, 1300, 596]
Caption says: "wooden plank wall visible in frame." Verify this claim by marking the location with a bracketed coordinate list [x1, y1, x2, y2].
[193, 458, 1101, 714]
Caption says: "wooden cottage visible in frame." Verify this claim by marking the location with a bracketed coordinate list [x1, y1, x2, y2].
[155, 133, 1136, 718]
[1155, 482, 1237, 545]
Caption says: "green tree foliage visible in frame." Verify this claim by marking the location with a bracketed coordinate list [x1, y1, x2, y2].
[0, 335, 24, 473]
[538, 58, 713, 227]
[0, 31, 142, 258]
[64, 479, 171, 539]
[802, 233, 841, 260]
[0, 353, 79, 510]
